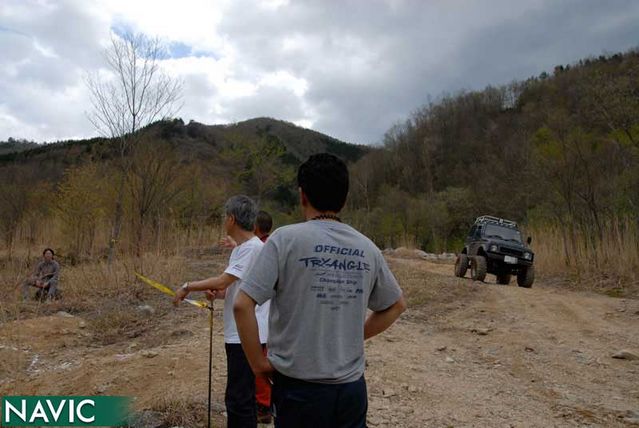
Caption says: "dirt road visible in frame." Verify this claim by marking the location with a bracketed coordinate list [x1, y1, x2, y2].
[367, 257, 639, 427]
[2, 254, 638, 427]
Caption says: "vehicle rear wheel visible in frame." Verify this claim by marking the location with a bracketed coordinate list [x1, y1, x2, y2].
[517, 266, 534, 288]
[496, 274, 511, 285]
[471, 255, 487, 281]
[454, 254, 469, 278]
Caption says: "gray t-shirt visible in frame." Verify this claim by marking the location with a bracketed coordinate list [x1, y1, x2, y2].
[240, 220, 402, 384]
[36, 260, 60, 284]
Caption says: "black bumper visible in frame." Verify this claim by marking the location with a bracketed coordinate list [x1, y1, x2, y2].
[485, 251, 534, 268]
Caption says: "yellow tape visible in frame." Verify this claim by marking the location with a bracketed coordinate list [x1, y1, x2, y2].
[135, 273, 210, 309]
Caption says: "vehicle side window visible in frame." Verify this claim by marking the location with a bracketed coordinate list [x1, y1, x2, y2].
[468, 226, 476, 238]
[474, 226, 483, 238]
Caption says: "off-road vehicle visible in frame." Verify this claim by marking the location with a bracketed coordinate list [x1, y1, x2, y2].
[454, 215, 535, 287]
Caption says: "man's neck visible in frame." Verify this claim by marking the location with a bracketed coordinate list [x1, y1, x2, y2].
[303, 207, 340, 221]
[231, 229, 255, 246]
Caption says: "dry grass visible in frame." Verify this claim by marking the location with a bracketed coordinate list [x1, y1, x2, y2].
[528, 218, 639, 295]
[149, 396, 224, 428]
[0, 227, 231, 424]
[394, 234, 418, 250]
[0, 245, 196, 346]
[1, 216, 227, 356]
[7, 218, 222, 262]
[376, 218, 639, 297]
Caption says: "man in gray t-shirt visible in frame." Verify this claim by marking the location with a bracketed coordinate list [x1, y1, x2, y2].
[235, 153, 406, 428]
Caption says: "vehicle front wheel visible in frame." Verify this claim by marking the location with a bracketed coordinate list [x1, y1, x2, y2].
[454, 254, 469, 278]
[517, 266, 534, 288]
[471, 255, 487, 282]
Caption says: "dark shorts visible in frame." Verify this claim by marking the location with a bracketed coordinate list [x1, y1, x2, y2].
[272, 372, 367, 428]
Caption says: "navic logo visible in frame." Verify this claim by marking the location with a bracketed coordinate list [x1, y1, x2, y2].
[1, 396, 130, 426]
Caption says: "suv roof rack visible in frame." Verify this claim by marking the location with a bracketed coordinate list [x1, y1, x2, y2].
[474, 215, 518, 228]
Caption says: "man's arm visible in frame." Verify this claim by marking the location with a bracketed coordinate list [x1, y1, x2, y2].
[173, 273, 237, 304]
[364, 295, 406, 340]
[234, 290, 273, 376]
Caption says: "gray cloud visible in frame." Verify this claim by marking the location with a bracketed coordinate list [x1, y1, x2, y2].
[223, 84, 308, 123]
[217, 0, 639, 144]
[0, 0, 109, 141]
[438, 0, 639, 89]
[1, 0, 638, 145]
[179, 71, 219, 121]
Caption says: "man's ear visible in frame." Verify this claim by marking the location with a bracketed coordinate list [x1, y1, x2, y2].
[299, 187, 308, 207]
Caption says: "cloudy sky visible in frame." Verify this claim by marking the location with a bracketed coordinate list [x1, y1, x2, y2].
[1, 0, 638, 145]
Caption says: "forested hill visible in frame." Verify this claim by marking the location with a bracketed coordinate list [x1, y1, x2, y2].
[0, 117, 368, 256]
[347, 49, 639, 261]
[0, 116, 368, 211]
[0, 117, 367, 171]
[0, 139, 38, 156]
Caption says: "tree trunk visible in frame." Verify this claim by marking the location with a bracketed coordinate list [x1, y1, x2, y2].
[107, 173, 126, 265]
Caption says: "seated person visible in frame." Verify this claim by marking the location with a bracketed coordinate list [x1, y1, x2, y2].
[22, 248, 60, 300]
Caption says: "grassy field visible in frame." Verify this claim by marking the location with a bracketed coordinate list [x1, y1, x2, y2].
[3, 216, 638, 328]
[528, 220, 639, 296]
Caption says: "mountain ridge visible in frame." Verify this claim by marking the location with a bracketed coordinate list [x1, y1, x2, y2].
[0, 117, 369, 165]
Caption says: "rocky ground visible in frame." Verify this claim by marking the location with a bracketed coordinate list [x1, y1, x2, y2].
[1, 252, 638, 427]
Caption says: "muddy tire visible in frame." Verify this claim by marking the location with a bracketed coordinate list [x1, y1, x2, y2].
[454, 254, 469, 278]
[496, 274, 511, 285]
[471, 255, 487, 281]
[517, 266, 534, 288]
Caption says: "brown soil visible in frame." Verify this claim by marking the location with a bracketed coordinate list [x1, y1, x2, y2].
[2, 254, 638, 427]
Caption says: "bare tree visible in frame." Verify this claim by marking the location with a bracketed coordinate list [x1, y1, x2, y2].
[127, 139, 185, 257]
[86, 32, 182, 263]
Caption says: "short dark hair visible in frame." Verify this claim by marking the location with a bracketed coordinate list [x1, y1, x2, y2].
[224, 195, 258, 231]
[298, 153, 349, 212]
[255, 210, 273, 234]
[43, 248, 55, 257]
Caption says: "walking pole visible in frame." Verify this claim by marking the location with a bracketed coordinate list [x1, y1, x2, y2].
[208, 302, 214, 428]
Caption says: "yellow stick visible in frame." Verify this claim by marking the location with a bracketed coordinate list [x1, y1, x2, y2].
[134, 273, 209, 309]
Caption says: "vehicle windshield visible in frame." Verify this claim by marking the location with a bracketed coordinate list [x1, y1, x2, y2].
[483, 224, 522, 242]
